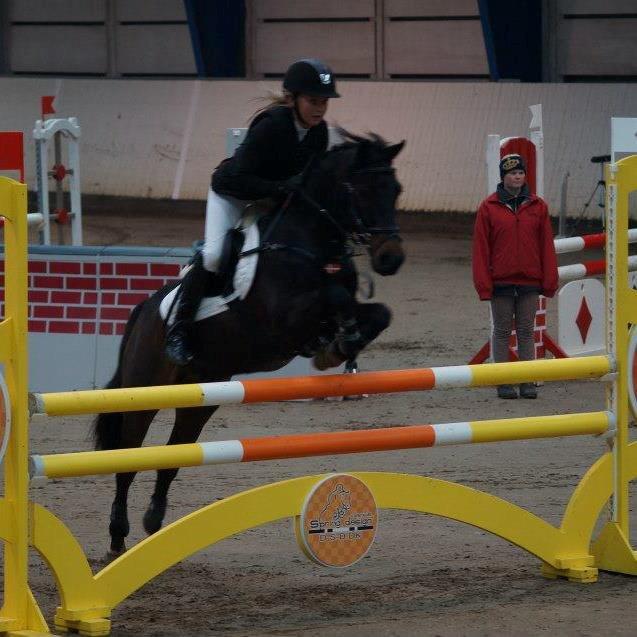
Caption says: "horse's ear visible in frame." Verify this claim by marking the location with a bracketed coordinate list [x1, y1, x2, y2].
[385, 140, 405, 162]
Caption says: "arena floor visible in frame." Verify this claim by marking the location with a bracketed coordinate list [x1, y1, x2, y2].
[21, 209, 637, 636]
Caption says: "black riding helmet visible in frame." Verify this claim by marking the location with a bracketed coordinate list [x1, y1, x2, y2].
[283, 58, 340, 98]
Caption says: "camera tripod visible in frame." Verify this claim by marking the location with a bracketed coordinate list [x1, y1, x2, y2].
[568, 154, 610, 234]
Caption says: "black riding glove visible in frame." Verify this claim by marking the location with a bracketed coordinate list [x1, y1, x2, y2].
[278, 173, 304, 194]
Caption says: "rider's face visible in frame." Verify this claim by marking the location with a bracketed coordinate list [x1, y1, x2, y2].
[296, 95, 329, 128]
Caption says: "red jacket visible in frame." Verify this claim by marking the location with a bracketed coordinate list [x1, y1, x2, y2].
[472, 191, 558, 301]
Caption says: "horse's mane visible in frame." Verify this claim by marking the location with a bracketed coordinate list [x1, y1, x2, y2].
[316, 129, 392, 181]
[303, 128, 399, 220]
[331, 128, 391, 155]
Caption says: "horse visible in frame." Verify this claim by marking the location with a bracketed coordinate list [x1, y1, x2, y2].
[320, 483, 352, 528]
[93, 130, 406, 559]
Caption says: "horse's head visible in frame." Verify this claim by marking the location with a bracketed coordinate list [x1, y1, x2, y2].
[317, 130, 406, 276]
[347, 133, 406, 275]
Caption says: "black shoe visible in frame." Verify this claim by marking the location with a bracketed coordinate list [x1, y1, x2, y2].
[497, 384, 518, 399]
[519, 383, 537, 399]
[165, 323, 193, 366]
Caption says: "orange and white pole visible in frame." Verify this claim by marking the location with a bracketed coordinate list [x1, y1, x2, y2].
[30, 355, 612, 417]
[558, 255, 637, 283]
[30, 411, 611, 480]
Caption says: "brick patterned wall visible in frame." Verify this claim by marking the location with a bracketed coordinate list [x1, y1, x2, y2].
[0, 258, 182, 336]
[534, 296, 547, 359]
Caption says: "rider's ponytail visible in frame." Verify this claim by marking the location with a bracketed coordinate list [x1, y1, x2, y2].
[249, 90, 294, 123]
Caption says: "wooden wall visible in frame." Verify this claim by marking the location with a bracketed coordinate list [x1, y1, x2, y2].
[548, 0, 637, 80]
[3, 0, 637, 81]
[6, 0, 196, 76]
[248, 0, 489, 79]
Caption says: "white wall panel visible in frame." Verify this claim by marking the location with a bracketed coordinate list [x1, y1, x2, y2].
[385, 0, 479, 16]
[10, 26, 107, 74]
[116, 25, 196, 75]
[115, 0, 187, 22]
[253, 0, 374, 19]
[254, 23, 375, 75]
[1, 77, 637, 218]
[385, 21, 488, 75]
[9, 0, 105, 22]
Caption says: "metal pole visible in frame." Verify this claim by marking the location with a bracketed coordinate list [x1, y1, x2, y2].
[67, 122, 83, 246]
[34, 131, 50, 245]
[54, 131, 65, 244]
[558, 171, 569, 237]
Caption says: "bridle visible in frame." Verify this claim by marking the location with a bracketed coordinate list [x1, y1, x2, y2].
[240, 162, 401, 264]
[344, 165, 401, 242]
[298, 165, 401, 247]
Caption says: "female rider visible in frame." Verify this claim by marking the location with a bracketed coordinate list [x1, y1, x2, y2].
[165, 58, 340, 366]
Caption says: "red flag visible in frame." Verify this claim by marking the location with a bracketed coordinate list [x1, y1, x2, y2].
[0, 132, 25, 182]
[41, 95, 56, 118]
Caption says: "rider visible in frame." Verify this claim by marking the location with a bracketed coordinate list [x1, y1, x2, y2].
[165, 58, 340, 366]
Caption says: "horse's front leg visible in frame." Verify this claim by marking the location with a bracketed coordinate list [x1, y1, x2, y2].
[341, 301, 392, 359]
[312, 284, 357, 370]
[143, 405, 218, 535]
[106, 409, 159, 561]
[360, 299, 391, 337]
[313, 286, 391, 370]
[108, 471, 136, 560]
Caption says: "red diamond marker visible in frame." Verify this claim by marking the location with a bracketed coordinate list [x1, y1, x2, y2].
[575, 297, 593, 343]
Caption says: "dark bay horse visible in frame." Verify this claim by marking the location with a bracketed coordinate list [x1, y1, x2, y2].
[94, 131, 405, 558]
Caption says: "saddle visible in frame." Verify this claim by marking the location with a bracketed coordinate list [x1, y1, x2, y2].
[159, 214, 260, 325]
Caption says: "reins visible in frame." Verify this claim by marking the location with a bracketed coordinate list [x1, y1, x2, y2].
[239, 159, 400, 264]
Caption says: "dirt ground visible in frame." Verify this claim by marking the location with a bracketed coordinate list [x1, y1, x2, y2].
[17, 209, 637, 636]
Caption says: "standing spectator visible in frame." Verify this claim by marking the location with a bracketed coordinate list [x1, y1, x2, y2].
[472, 154, 558, 399]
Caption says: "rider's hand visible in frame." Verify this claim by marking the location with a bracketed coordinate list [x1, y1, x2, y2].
[278, 173, 304, 194]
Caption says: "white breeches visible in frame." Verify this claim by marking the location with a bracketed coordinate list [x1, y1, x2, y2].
[202, 188, 244, 273]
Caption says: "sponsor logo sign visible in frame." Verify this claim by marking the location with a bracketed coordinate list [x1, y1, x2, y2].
[296, 474, 377, 567]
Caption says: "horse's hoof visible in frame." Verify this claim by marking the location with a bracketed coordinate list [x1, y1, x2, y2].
[312, 348, 346, 371]
[143, 498, 167, 535]
[337, 340, 361, 361]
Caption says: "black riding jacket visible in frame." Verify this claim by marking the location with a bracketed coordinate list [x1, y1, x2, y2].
[212, 105, 328, 200]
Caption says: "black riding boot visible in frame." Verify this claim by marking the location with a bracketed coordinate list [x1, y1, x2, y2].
[165, 253, 208, 366]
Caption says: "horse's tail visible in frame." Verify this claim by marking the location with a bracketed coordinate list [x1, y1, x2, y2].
[92, 301, 146, 451]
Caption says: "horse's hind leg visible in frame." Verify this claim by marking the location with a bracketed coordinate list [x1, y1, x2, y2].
[108, 410, 158, 560]
[143, 405, 218, 535]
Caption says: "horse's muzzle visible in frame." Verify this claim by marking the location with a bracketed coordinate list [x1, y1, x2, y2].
[369, 235, 405, 276]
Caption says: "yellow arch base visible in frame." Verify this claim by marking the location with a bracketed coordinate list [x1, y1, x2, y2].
[0, 443, 635, 636]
